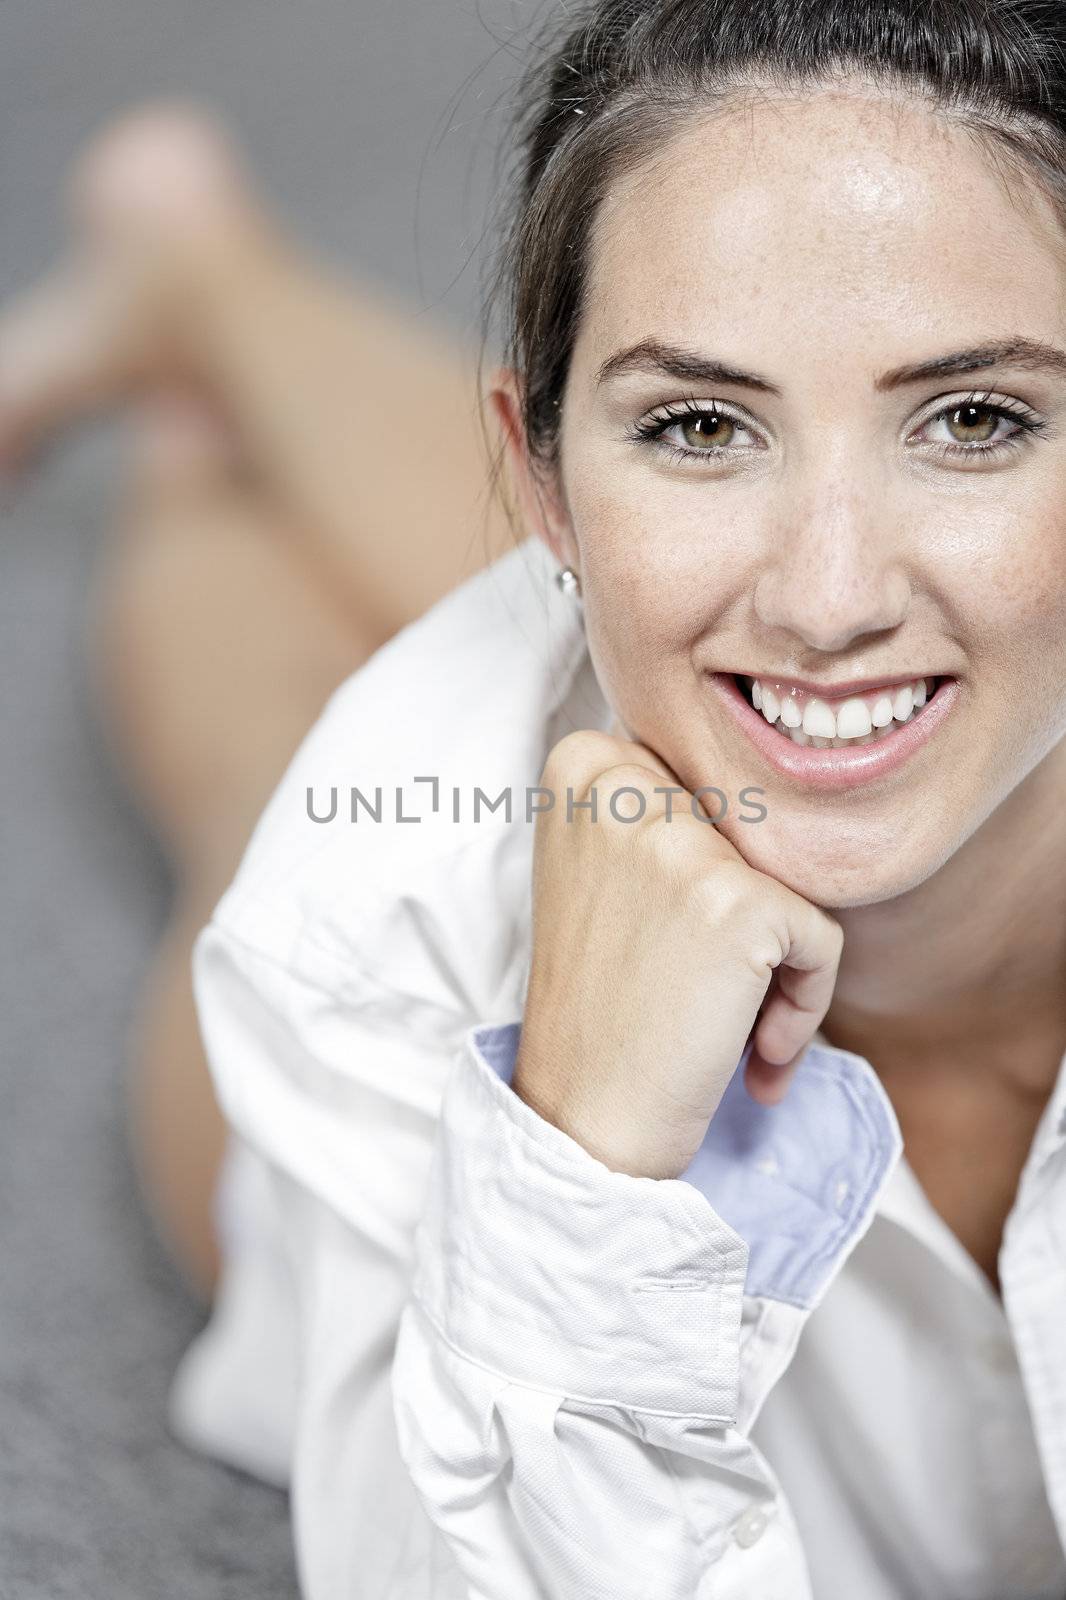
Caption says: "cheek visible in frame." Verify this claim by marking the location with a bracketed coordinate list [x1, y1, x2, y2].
[953, 513, 1066, 741]
[580, 548, 708, 717]
[568, 479, 749, 691]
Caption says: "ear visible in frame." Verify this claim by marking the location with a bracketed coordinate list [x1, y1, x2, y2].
[485, 366, 578, 572]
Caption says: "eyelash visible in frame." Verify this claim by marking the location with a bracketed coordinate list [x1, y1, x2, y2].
[626, 390, 1051, 468]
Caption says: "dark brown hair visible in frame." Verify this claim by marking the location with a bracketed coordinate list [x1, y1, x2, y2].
[478, 0, 1066, 502]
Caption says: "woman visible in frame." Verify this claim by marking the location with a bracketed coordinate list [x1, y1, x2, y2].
[178, 0, 1066, 1593]
[13, 1, 1066, 1594]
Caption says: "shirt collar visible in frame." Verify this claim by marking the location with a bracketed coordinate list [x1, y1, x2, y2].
[683, 1031, 1066, 1313]
[810, 1026, 1066, 1180]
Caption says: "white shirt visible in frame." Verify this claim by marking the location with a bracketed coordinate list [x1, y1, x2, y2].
[169, 534, 1066, 1600]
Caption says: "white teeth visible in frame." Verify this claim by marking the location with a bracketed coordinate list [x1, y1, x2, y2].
[836, 697, 872, 739]
[802, 698, 836, 738]
[892, 684, 914, 721]
[745, 673, 940, 748]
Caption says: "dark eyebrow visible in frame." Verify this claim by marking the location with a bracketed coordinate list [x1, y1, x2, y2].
[874, 337, 1066, 391]
[595, 335, 1066, 395]
[595, 339, 782, 395]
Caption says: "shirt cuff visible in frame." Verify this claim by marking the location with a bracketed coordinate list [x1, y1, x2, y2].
[409, 1021, 749, 1422]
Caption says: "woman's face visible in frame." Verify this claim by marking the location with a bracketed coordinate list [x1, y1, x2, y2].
[541, 80, 1066, 908]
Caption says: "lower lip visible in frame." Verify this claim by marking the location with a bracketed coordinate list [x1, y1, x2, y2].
[709, 672, 959, 792]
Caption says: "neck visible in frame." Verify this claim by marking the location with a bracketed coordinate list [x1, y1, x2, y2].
[823, 742, 1066, 1101]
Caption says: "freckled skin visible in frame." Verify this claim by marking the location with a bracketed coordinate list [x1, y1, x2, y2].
[540, 80, 1066, 943]
[489, 76, 1066, 1268]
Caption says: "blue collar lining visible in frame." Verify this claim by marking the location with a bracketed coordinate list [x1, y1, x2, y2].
[681, 1040, 901, 1307]
[475, 1022, 901, 1311]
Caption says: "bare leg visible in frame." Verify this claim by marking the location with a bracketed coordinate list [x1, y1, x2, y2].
[0, 104, 518, 639]
[4, 108, 515, 1299]
[89, 394, 380, 1298]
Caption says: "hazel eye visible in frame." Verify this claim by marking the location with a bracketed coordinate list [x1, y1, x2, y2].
[628, 401, 761, 463]
[911, 392, 1049, 460]
[940, 402, 1000, 445]
[679, 410, 737, 450]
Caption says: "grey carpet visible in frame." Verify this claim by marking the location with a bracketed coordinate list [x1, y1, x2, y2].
[0, 4, 525, 1593]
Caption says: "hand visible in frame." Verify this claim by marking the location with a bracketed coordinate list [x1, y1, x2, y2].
[512, 726, 843, 1179]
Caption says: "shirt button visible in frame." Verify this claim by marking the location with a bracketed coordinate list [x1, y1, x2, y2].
[733, 1503, 770, 1548]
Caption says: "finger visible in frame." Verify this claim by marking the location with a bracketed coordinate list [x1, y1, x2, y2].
[744, 1040, 807, 1106]
[545, 726, 681, 798]
[603, 732, 681, 786]
[601, 715, 683, 789]
[750, 900, 841, 1078]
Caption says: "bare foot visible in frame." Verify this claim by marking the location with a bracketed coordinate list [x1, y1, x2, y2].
[0, 103, 275, 473]
[12, 103, 508, 1298]
[1, 98, 517, 641]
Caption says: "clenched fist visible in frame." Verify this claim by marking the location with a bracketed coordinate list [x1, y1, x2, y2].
[512, 727, 843, 1179]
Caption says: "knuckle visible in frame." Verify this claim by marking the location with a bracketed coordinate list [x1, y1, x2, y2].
[689, 855, 754, 919]
[541, 728, 617, 786]
[803, 898, 843, 954]
[598, 760, 662, 796]
[644, 808, 682, 856]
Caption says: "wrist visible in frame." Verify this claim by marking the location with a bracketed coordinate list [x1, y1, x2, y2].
[512, 1041, 691, 1181]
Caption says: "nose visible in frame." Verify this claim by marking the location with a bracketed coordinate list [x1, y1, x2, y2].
[752, 475, 910, 653]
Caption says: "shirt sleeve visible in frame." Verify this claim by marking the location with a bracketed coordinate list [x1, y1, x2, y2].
[191, 916, 813, 1600]
[392, 1022, 813, 1600]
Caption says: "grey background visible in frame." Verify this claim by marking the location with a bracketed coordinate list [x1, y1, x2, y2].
[0, 4, 532, 1594]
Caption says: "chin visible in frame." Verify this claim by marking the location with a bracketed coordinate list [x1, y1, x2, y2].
[716, 810, 946, 911]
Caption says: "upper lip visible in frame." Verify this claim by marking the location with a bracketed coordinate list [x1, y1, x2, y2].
[732, 670, 947, 699]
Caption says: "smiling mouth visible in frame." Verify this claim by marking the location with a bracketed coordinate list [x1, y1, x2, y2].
[734, 673, 948, 748]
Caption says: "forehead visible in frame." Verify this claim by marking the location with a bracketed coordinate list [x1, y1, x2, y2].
[574, 85, 1066, 381]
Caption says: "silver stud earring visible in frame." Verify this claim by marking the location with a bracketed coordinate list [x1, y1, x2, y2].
[555, 565, 582, 599]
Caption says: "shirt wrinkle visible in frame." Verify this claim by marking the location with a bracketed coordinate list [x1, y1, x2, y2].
[171, 536, 1066, 1600]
